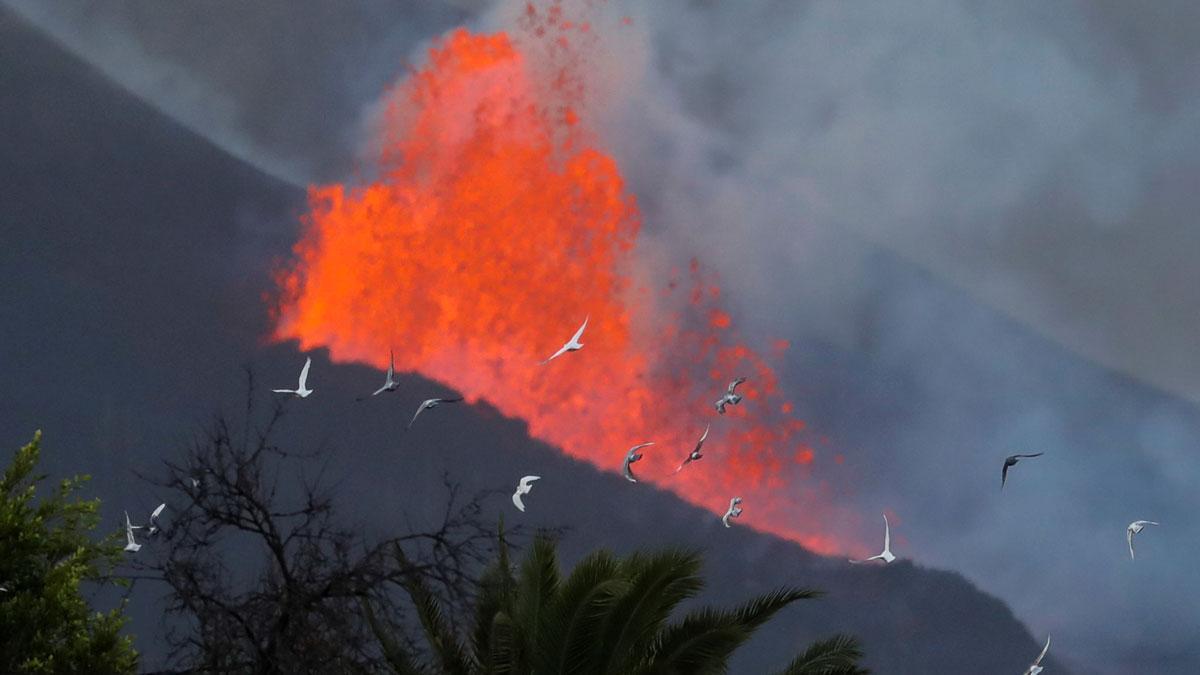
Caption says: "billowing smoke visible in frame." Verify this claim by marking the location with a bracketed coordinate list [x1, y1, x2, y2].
[272, 15, 849, 554]
[10, 0, 1200, 672]
[554, 2, 1200, 673]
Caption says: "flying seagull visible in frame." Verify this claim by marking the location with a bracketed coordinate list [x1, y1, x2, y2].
[358, 349, 399, 400]
[407, 397, 464, 430]
[146, 503, 166, 537]
[1001, 452, 1044, 489]
[622, 442, 654, 483]
[850, 513, 896, 564]
[272, 357, 313, 398]
[541, 316, 588, 365]
[1127, 520, 1159, 560]
[714, 377, 746, 414]
[511, 475, 540, 512]
[1024, 633, 1051, 675]
[123, 511, 142, 553]
[722, 497, 743, 528]
[674, 424, 711, 474]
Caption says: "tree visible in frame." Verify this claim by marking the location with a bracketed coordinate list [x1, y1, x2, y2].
[0, 431, 138, 674]
[134, 375, 502, 674]
[369, 530, 868, 675]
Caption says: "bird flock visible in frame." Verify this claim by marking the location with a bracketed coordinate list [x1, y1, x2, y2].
[117, 314, 1161, 673]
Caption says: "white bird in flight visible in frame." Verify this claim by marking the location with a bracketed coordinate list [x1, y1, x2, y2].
[272, 357, 313, 398]
[407, 397, 464, 430]
[714, 377, 746, 414]
[146, 503, 166, 537]
[541, 316, 588, 365]
[850, 513, 896, 564]
[622, 442, 654, 483]
[359, 349, 399, 400]
[511, 475, 540, 512]
[123, 511, 142, 553]
[722, 497, 743, 528]
[1024, 633, 1051, 675]
[674, 424, 711, 474]
[1127, 520, 1159, 560]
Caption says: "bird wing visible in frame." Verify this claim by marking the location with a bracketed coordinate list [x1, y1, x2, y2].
[1016, 453, 1044, 459]
[1128, 527, 1136, 560]
[882, 513, 891, 551]
[519, 475, 540, 489]
[370, 384, 389, 397]
[622, 443, 652, 482]
[727, 377, 746, 394]
[512, 491, 526, 512]
[408, 404, 425, 429]
[1001, 462, 1010, 488]
[674, 457, 690, 474]
[124, 512, 138, 545]
[272, 388, 294, 394]
[695, 424, 710, 451]
[541, 343, 571, 365]
[622, 457, 638, 483]
[150, 503, 166, 520]
[1034, 634, 1050, 664]
[442, 397, 464, 403]
[297, 357, 312, 390]
[570, 315, 589, 344]
[387, 349, 395, 382]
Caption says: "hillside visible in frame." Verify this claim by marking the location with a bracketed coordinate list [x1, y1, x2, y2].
[0, 7, 1081, 672]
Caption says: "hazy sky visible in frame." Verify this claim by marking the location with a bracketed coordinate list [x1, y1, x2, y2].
[7, 1, 1199, 672]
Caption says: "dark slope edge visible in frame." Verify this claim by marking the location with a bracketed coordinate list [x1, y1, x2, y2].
[0, 8, 1067, 673]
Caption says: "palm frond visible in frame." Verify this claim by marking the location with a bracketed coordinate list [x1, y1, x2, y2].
[359, 596, 425, 675]
[394, 543, 472, 675]
[537, 550, 627, 674]
[593, 548, 705, 673]
[647, 586, 820, 673]
[643, 607, 752, 674]
[513, 534, 560, 658]
[774, 634, 869, 675]
[473, 520, 518, 663]
[733, 587, 822, 631]
[487, 611, 517, 674]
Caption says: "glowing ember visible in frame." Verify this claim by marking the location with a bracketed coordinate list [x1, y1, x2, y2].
[273, 16, 842, 553]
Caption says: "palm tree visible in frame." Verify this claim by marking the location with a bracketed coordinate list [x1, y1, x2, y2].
[364, 526, 867, 675]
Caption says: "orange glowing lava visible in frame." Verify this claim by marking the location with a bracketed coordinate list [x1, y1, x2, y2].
[273, 15, 842, 553]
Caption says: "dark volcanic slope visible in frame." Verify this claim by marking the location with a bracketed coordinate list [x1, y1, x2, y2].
[0, 9, 1065, 673]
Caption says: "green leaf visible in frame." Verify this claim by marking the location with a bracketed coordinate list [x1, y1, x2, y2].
[773, 634, 869, 675]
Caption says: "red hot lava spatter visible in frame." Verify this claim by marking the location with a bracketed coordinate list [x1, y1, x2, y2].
[273, 13, 844, 554]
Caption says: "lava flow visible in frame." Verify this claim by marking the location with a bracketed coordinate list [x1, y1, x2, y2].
[273, 16, 842, 553]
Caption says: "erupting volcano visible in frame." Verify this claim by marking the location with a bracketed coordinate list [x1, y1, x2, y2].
[273, 13, 843, 554]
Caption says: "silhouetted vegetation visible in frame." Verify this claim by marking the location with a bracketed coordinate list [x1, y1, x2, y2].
[1, 380, 865, 673]
[129, 376, 502, 673]
[0, 432, 138, 674]
[368, 529, 868, 674]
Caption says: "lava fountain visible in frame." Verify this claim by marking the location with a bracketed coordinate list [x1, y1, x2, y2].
[272, 15, 842, 553]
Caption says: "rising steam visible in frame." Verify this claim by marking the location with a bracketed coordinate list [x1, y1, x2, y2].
[273, 10, 843, 553]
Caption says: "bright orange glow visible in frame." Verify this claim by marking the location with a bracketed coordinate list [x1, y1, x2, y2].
[273, 16, 844, 553]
